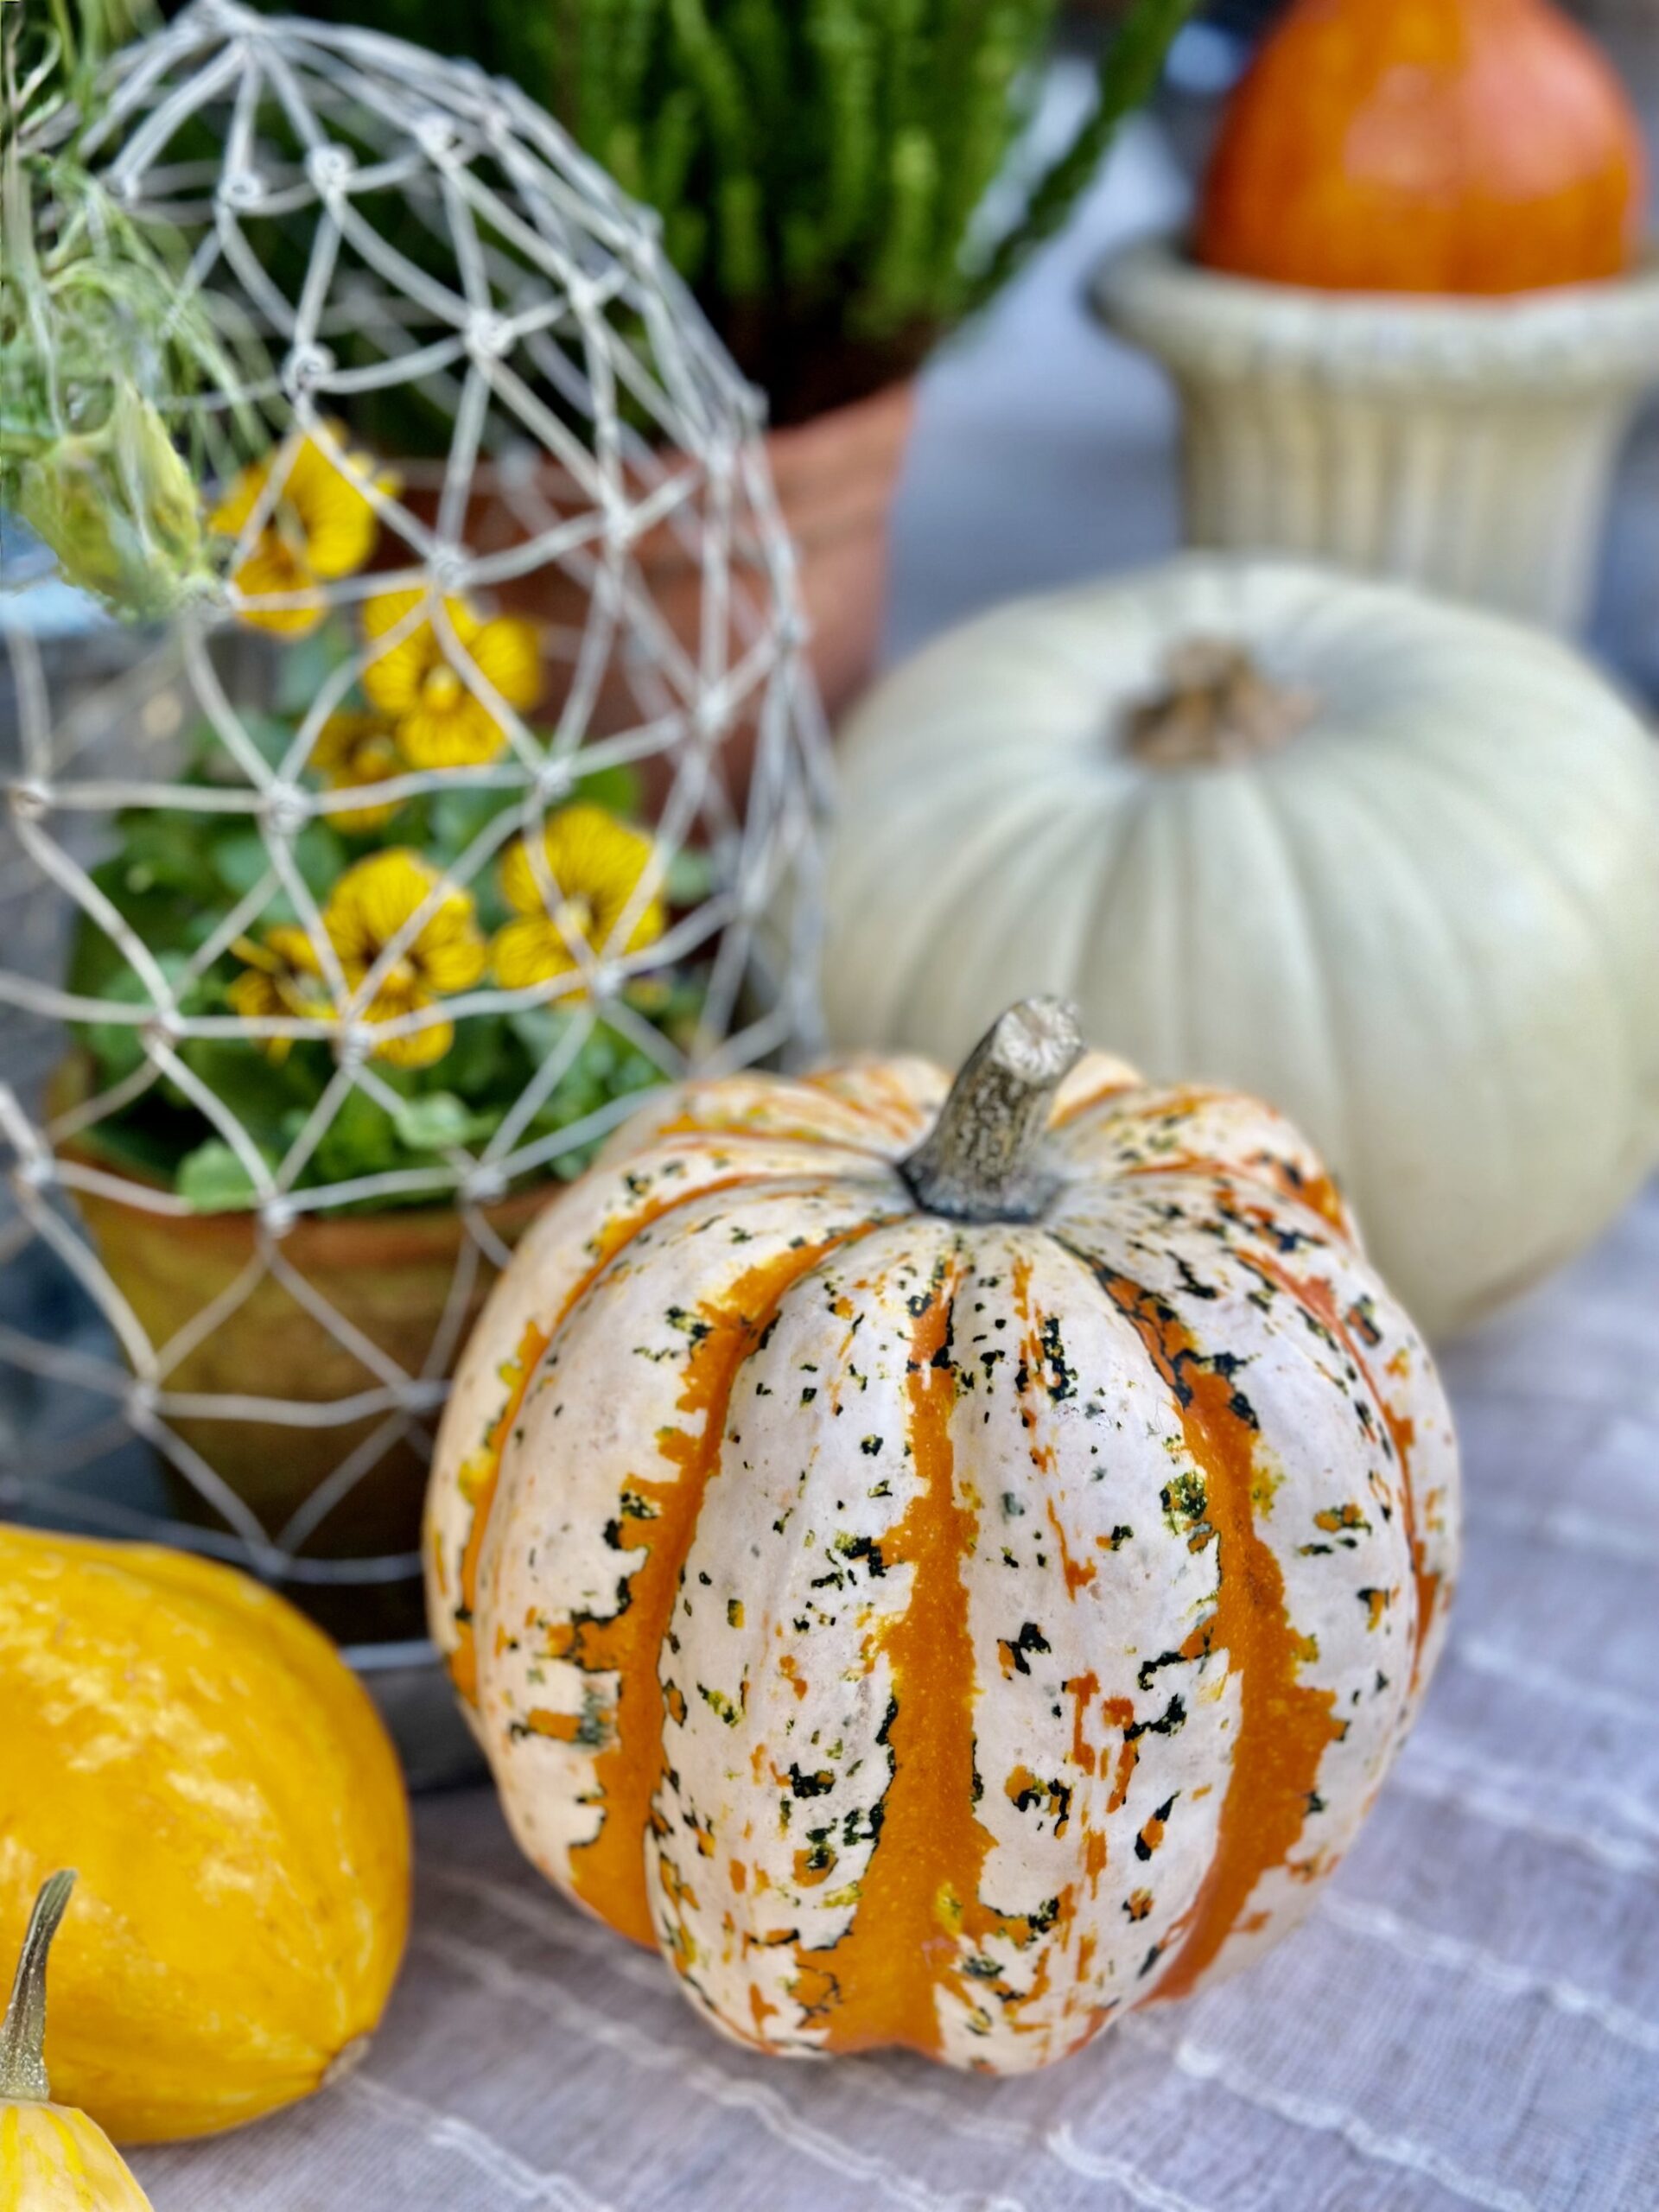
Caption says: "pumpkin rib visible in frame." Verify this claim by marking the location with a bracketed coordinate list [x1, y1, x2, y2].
[1232, 1242, 1446, 1703]
[1051, 1053, 1143, 1128]
[1055, 1083, 1356, 1242]
[1242, 769, 1362, 1185]
[1065, 776, 1182, 1069]
[647, 1218, 973, 2052]
[476, 1192, 904, 1945]
[1305, 739, 1532, 1235]
[982, 1234, 1234, 2058]
[1408, 750, 1652, 1221]
[792, 1060, 944, 1144]
[639, 1115, 902, 1167]
[633, 1074, 932, 1163]
[760, 1246, 982, 2056]
[1049, 1243, 1347, 2002]
[442, 1164, 777, 1703]
[569, 1218, 895, 1948]
[1368, 734, 1649, 1126]
[1046, 1172, 1457, 1976]
[1282, 731, 1533, 1304]
[885, 789, 1072, 1049]
[438, 1142, 909, 1700]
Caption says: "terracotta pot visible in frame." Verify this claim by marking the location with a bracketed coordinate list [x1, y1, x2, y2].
[62, 1125, 553, 1642]
[387, 378, 916, 784]
[761, 378, 917, 722]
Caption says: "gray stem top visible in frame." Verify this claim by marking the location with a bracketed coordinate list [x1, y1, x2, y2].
[902, 998, 1084, 1224]
[0, 1870, 76, 2106]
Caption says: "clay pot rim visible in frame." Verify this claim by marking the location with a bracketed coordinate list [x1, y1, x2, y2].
[391, 372, 918, 483]
[49, 1058, 556, 1264]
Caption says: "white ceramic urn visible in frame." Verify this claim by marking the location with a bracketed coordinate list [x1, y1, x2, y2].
[1096, 236, 1659, 634]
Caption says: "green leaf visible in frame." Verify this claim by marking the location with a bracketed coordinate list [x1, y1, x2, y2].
[430, 785, 522, 864]
[509, 1006, 580, 1066]
[249, 712, 306, 773]
[105, 809, 224, 899]
[665, 844, 715, 906]
[74, 951, 194, 1085]
[69, 881, 190, 1002]
[294, 820, 350, 899]
[176, 1036, 320, 1149]
[571, 762, 644, 818]
[441, 1014, 511, 1101]
[178, 1139, 265, 1213]
[391, 1090, 493, 1153]
[272, 623, 354, 719]
[211, 829, 276, 898]
[969, 0, 1195, 310]
[310, 1086, 403, 1187]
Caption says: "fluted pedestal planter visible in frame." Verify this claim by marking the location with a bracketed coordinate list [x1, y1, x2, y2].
[1096, 237, 1659, 633]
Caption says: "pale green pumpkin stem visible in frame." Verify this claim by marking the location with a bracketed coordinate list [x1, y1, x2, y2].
[0, 1871, 76, 2104]
[1124, 639, 1319, 770]
[902, 997, 1084, 1224]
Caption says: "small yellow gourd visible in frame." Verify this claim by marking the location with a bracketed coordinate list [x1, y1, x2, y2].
[0, 1527, 410, 2142]
[0, 1874, 154, 2210]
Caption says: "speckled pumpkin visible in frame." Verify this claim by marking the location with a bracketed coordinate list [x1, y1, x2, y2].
[427, 1001, 1459, 2072]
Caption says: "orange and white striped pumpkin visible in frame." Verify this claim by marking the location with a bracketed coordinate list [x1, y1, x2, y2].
[426, 1001, 1459, 2072]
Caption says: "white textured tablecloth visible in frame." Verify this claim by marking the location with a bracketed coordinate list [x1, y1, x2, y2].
[130, 112, 1659, 2212]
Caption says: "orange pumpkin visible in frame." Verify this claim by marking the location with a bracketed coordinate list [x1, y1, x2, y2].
[1196, 0, 1648, 296]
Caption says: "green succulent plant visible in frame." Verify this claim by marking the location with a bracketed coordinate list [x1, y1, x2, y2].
[267, 0, 1193, 423]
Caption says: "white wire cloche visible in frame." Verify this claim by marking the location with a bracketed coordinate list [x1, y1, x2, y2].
[0, 0, 829, 1654]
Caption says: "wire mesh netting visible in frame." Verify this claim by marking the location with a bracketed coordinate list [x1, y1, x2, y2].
[0, 0, 829, 1652]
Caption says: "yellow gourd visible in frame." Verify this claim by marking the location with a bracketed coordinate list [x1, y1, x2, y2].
[0, 1527, 411, 2142]
[0, 1873, 154, 2210]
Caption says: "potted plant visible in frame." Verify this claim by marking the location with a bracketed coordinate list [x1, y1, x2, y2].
[3, 8, 830, 1653]
[257, 0, 1193, 717]
[49, 424, 715, 1630]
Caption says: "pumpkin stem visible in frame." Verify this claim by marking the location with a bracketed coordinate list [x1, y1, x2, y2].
[1124, 638, 1318, 768]
[902, 998, 1084, 1223]
[0, 1870, 75, 2105]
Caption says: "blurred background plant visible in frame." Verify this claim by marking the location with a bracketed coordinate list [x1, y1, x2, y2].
[262, 0, 1193, 424]
[0, 0, 264, 616]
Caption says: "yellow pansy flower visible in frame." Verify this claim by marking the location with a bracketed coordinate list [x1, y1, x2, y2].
[361, 588, 541, 769]
[309, 710, 404, 832]
[492, 804, 665, 994]
[321, 849, 487, 1069]
[212, 424, 388, 636]
[226, 925, 329, 1061]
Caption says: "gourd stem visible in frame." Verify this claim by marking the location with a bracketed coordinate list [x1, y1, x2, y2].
[0, 1870, 75, 2105]
[902, 998, 1084, 1224]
